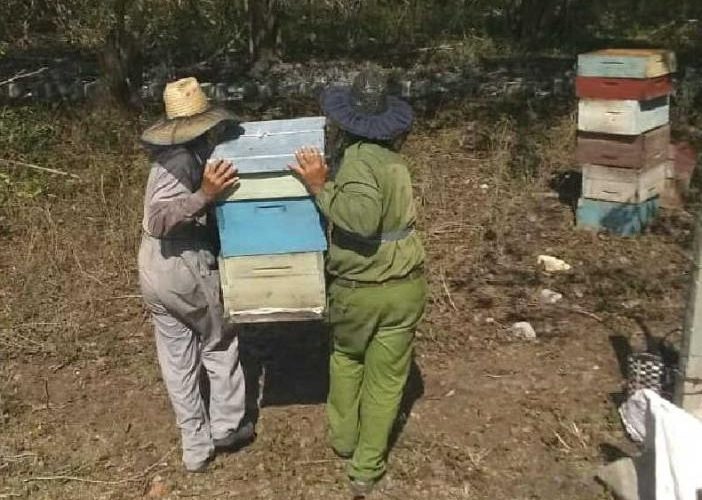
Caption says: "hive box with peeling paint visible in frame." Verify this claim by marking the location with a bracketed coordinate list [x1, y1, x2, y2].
[575, 75, 672, 101]
[576, 197, 659, 236]
[576, 125, 670, 169]
[581, 162, 667, 204]
[577, 49, 676, 79]
[211, 116, 325, 174]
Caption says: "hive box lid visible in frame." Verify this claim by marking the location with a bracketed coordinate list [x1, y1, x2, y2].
[577, 49, 676, 78]
[211, 116, 326, 174]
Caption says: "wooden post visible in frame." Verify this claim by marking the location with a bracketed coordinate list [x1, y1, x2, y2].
[676, 211, 702, 418]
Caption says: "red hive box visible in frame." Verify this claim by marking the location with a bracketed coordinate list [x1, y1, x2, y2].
[576, 75, 672, 101]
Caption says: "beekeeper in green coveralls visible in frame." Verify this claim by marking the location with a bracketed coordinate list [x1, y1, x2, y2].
[290, 67, 426, 497]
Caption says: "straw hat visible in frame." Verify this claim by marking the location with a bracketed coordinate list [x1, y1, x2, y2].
[321, 68, 413, 141]
[141, 77, 237, 146]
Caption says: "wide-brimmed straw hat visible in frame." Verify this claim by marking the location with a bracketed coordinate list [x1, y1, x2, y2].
[141, 77, 237, 146]
[321, 68, 413, 141]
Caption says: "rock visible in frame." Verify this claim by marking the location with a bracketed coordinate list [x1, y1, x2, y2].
[537, 255, 571, 272]
[540, 288, 563, 304]
[510, 321, 536, 340]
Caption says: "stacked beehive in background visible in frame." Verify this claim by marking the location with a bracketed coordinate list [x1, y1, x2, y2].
[575, 49, 677, 236]
[212, 117, 328, 323]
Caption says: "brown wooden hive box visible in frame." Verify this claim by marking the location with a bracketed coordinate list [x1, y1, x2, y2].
[576, 125, 670, 169]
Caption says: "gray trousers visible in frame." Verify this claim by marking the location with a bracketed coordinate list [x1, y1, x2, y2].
[138, 234, 246, 468]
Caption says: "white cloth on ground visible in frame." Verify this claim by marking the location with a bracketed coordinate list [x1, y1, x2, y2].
[620, 389, 702, 500]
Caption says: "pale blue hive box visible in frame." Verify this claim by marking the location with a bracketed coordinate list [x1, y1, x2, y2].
[211, 116, 326, 173]
[576, 197, 659, 236]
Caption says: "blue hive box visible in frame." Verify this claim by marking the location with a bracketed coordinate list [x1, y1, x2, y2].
[576, 197, 659, 236]
[216, 198, 327, 257]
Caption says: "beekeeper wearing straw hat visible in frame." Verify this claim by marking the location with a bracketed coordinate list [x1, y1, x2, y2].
[138, 77, 252, 473]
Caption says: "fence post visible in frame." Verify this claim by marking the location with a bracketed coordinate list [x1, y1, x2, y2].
[676, 210, 702, 418]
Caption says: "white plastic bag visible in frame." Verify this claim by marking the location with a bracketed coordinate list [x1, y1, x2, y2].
[620, 389, 702, 500]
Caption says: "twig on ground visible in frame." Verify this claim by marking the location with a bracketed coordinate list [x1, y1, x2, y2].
[295, 459, 337, 465]
[440, 272, 458, 311]
[72, 250, 106, 287]
[43, 378, 50, 410]
[0, 66, 49, 86]
[0, 453, 37, 461]
[553, 430, 572, 452]
[0, 158, 81, 179]
[101, 294, 143, 301]
[23, 446, 176, 485]
[528, 302, 604, 323]
[556, 305, 603, 323]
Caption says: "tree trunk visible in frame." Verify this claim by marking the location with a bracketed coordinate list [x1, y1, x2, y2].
[98, 0, 143, 112]
[247, 0, 282, 69]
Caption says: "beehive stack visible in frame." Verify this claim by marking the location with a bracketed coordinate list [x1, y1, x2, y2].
[211, 117, 328, 323]
[575, 49, 676, 236]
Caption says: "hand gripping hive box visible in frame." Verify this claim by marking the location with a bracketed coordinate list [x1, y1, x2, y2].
[210, 116, 328, 323]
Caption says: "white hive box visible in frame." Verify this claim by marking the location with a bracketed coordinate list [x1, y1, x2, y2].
[219, 252, 326, 323]
[578, 97, 669, 135]
[582, 162, 668, 204]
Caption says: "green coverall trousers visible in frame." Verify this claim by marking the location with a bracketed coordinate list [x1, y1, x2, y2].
[327, 275, 427, 481]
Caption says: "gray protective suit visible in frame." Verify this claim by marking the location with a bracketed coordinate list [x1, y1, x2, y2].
[137, 146, 246, 470]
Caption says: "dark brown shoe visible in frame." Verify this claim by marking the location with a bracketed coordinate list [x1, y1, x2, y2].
[213, 422, 255, 452]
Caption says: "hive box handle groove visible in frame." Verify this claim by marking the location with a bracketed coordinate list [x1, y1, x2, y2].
[252, 266, 294, 273]
[255, 204, 286, 212]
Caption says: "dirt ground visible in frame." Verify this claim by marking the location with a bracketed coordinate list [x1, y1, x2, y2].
[0, 102, 695, 499]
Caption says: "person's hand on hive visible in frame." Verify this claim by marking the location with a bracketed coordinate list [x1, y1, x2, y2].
[201, 159, 239, 201]
[289, 146, 329, 196]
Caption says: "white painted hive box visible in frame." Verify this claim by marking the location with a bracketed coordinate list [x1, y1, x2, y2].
[578, 97, 669, 135]
[220, 252, 326, 323]
[582, 162, 668, 204]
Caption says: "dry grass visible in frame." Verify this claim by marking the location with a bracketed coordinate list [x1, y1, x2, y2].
[0, 104, 148, 366]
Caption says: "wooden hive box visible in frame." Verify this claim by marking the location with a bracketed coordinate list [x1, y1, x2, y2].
[576, 125, 670, 169]
[578, 96, 669, 135]
[575, 75, 672, 101]
[212, 116, 324, 200]
[216, 198, 327, 257]
[581, 162, 667, 204]
[210, 116, 329, 323]
[576, 197, 659, 236]
[577, 49, 676, 79]
[219, 252, 326, 323]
